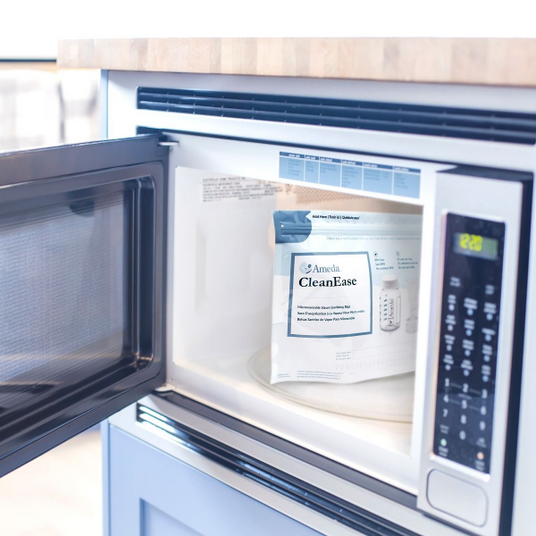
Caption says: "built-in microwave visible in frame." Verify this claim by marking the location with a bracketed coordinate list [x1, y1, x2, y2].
[1, 71, 535, 536]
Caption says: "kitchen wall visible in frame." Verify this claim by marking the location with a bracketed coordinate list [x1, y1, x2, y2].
[0, 66, 99, 152]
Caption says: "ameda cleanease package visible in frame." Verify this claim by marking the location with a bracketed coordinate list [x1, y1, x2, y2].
[271, 210, 422, 384]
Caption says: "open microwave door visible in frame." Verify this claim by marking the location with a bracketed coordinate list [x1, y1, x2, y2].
[0, 135, 168, 477]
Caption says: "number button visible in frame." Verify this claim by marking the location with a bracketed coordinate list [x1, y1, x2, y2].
[450, 276, 462, 288]
[485, 284, 496, 296]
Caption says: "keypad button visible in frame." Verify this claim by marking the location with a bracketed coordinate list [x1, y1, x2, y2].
[485, 284, 496, 295]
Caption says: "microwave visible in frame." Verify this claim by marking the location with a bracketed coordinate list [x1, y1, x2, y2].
[0, 71, 534, 536]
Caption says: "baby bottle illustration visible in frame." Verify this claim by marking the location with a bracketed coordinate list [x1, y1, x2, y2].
[380, 274, 401, 331]
[405, 278, 419, 333]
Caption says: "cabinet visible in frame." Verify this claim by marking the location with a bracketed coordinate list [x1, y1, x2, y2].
[104, 422, 322, 536]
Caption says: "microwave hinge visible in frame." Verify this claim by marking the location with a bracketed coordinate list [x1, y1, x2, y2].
[153, 383, 175, 394]
[157, 132, 179, 148]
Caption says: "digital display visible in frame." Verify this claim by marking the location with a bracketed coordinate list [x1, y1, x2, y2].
[453, 232, 499, 260]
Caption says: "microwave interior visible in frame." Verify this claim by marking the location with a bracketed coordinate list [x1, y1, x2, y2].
[168, 166, 425, 493]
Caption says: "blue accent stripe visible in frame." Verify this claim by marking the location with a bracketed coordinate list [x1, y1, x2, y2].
[278, 151, 420, 199]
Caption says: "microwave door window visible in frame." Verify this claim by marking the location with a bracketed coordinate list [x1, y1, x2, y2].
[0, 194, 128, 418]
[0, 136, 167, 476]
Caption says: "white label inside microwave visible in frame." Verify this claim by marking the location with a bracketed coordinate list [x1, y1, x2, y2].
[202, 176, 282, 202]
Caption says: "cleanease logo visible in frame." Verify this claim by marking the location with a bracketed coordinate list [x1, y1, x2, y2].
[297, 262, 357, 288]
[288, 251, 372, 338]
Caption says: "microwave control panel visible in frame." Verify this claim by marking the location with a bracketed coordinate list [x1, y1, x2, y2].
[433, 213, 505, 473]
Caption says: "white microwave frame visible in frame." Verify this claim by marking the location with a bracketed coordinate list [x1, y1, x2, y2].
[104, 70, 536, 536]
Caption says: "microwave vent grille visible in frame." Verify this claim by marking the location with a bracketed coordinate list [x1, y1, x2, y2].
[137, 87, 536, 145]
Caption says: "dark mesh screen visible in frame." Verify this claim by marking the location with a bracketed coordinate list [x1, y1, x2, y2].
[0, 193, 128, 413]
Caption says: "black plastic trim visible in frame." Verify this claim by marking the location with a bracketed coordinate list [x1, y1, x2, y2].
[498, 180, 533, 535]
[0, 136, 167, 181]
[153, 391, 417, 510]
[440, 166, 533, 182]
[137, 87, 536, 145]
[0, 135, 169, 477]
[138, 404, 419, 536]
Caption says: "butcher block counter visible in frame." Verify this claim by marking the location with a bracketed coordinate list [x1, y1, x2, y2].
[57, 38, 536, 86]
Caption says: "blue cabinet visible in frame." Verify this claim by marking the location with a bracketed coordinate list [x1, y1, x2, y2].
[104, 423, 322, 536]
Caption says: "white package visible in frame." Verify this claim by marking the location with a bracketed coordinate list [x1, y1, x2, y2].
[271, 210, 422, 384]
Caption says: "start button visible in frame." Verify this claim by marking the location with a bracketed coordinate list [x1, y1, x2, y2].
[427, 470, 488, 526]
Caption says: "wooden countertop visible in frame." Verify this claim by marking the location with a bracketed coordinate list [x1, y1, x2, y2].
[57, 38, 536, 86]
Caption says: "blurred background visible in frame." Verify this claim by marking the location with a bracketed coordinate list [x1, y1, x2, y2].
[0, 427, 101, 536]
[0, 64, 99, 152]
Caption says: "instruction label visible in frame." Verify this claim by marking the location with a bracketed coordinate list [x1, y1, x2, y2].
[279, 151, 421, 199]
